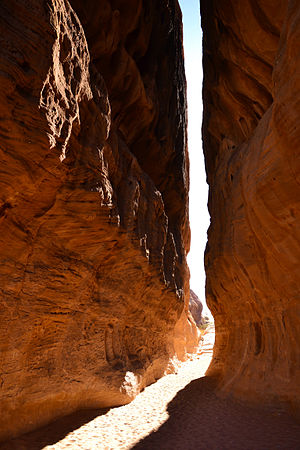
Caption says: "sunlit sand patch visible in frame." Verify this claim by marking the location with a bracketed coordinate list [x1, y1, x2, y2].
[44, 327, 214, 449]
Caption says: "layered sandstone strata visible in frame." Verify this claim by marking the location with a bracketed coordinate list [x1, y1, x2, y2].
[0, 0, 196, 440]
[201, 0, 300, 413]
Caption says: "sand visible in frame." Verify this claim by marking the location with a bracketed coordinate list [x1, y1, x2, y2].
[2, 325, 300, 449]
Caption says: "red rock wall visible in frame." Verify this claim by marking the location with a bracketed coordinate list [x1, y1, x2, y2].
[201, 0, 300, 413]
[0, 0, 195, 440]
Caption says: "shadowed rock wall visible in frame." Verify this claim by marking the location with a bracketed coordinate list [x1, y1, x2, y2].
[0, 0, 196, 440]
[201, 0, 300, 413]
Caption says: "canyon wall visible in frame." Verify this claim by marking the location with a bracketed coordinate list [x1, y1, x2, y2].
[0, 0, 196, 440]
[201, 0, 300, 413]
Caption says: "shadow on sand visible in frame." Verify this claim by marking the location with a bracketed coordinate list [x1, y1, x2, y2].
[133, 376, 300, 450]
[1, 376, 300, 450]
[0, 407, 110, 450]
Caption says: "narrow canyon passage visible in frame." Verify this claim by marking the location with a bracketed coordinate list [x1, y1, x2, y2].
[1, 0, 300, 446]
[2, 328, 300, 450]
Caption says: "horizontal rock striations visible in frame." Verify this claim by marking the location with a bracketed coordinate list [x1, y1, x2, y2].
[0, 0, 195, 440]
[201, 0, 300, 413]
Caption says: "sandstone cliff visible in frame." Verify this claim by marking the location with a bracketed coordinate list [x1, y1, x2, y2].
[0, 0, 196, 440]
[201, 0, 300, 413]
[189, 289, 204, 327]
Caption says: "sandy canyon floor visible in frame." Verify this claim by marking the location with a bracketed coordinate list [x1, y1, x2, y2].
[2, 325, 300, 450]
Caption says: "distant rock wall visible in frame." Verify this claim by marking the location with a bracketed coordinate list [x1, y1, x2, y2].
[189, 290, 203, 327]
[201, 0, 300, 413]
[0, 0, 196, 440]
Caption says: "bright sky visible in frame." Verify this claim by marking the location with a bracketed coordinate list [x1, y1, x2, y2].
[179, 0, 210, 313]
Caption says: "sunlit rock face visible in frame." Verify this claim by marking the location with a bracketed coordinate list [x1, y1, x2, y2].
[201, 0, 300, 413]
[0, 0, 195, 440]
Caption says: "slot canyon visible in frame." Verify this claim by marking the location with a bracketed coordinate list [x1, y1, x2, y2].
[0, 0, 299, 447]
